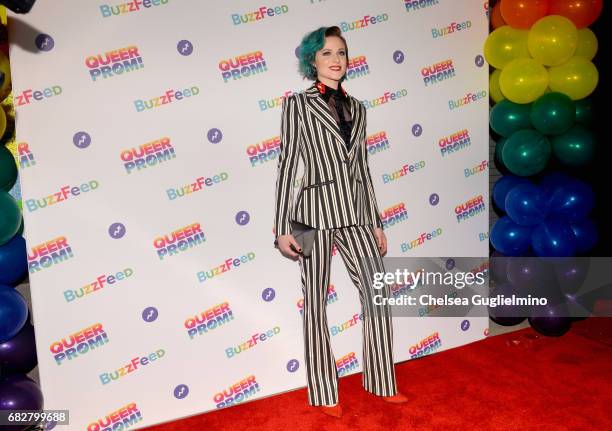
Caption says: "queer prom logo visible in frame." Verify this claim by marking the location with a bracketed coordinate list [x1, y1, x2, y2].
[381, 202, 408, 229]
[28, 236, 74, 273]
[86, 403, 143, 431]
[185, 302, 235, 339]
[346, 55, 370, 80]
[405, 0, 439, 13]
[247, 135, 280, 167]
[17, 142, 36, 168]
[120, 137, 176, 174]
[214, 375, 260, 408]
[219, 51, 267, 83]
[153, 222, 205, 260]
[409, 332, 442, 359]
[421, 59, 456, 86]
[439, 129, 471, 157]
[50, 323, 109, 365]
[366, 131, 390, 155]
[336, 352, 359, 376]
[455, 194, 486, 222]
[85, 46, 144, 81]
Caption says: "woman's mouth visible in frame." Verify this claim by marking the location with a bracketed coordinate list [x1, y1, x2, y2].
[330, 66, 341, 71]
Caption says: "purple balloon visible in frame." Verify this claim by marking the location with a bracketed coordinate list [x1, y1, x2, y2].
[0, 322, 37, 377]
[490, 250, 510, 284]
[0, 375, 43, 431]
[553, 258, 590, 295]
[529, 302, 572, 336]
[488, 281, 529, 322]
[507, 256, 557, 294]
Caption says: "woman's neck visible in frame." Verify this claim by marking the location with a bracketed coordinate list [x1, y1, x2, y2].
[317, 77, 339, 90]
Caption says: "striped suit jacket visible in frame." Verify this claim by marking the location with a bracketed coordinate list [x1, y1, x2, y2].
[274, 83, 383, 237]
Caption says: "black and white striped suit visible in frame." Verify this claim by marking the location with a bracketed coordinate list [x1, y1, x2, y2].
[274, 83, 398, 406]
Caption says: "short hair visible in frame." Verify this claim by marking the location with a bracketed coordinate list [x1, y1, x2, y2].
[298, 26, 348, 82]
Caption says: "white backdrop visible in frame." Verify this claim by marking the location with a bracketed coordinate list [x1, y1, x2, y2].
[9, 0, 489, 429]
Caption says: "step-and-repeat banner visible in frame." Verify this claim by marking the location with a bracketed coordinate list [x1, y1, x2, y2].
[9, 0, 489, 429]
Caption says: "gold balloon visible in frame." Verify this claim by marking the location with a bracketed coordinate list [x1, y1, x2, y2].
[484, 25, 529, 70]
[0, 51, 10, 102]
[490, 69, 505, 103]
[548, 56, 599, 100]
[499, 58, 548, 104]
[574, 28, 598, 60]
[527, 15, 578, 66]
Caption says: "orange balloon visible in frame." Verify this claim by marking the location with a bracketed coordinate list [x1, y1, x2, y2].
[500, 0, 550, 29]
[548, 0, 603, 28]
[491, 3, 506, 29]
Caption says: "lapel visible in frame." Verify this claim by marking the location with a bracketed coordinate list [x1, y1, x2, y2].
[304, 84, 362, 161]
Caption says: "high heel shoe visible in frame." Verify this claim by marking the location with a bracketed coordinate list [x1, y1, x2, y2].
[315, 403, 343, 418]
[381, 392, 409, 404]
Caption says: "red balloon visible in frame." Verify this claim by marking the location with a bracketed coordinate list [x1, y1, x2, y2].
[491, 2, 507, 29]
[500, 0, 550, 29]
[548, 0, 603, 28]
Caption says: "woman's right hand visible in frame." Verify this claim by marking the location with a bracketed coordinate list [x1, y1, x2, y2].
[276, 234, 302, 259]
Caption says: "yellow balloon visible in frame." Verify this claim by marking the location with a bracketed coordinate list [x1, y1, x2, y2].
[0, 106, 6, 138]
[499, 58, 548, 104]
[574, 28, 598, 60]
[489, 69, 505, 103]
[484, 25, 529, 70]
[527, 15, 578, 66]
[0, 51, 10, 102]
[548, 56, 598, 100]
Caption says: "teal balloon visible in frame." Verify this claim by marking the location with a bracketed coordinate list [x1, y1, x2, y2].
[495, 137, 507, 167]
[0, 191, 21, 246]
[490, 99, 532, 137]
[551, 124, 596, 166]
[502, 129, 552, 176]
[574, 98, 593, 125]
[0, 146, 17, 192]
[530, 92, 575, 135]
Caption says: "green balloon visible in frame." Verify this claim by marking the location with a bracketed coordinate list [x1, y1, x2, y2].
[530, 92, 575, 135]
[0, 190, 22, 245]
[489, 99, 532, 137]
[502, 129, 551, 176]
[494, 137, 507, 168]
[551, 124, 596, 166]
[0, 145, 17, 192]
[574, 97, 593, 125]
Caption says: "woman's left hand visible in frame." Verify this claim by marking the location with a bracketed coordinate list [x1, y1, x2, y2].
[374, 227, 387, 256]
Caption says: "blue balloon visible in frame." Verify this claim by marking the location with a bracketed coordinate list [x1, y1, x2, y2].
[548, 180, 595, 221]
[505, 183, 550, 226]
[492, 175, 531, 213]
[538, 171, 572, 196]
[569, 218, 598, 253]
[0, 235, 27, 285]
[531, 217, 578, 257]
[0, 286, 28, 344]
[490, 216, 533, 256]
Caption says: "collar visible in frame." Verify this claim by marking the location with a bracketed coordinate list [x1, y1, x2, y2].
[314, 80, 348, 101]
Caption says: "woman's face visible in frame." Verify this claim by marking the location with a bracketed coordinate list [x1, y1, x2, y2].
[313, 36, 347, 83]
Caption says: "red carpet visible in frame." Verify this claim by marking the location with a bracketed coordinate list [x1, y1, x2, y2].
[146, 318, 611, 431]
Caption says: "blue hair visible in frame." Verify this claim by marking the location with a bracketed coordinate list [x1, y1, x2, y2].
[297, 26, 348, 83]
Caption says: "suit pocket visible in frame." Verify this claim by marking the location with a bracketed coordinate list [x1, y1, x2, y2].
[302, 180, 336, 190]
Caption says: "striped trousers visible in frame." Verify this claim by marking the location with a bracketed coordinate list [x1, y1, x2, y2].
[297, 223, 398, 406]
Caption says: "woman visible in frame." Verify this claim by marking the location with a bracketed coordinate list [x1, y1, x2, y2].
[273, 26, 408, 418]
